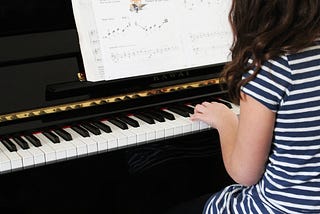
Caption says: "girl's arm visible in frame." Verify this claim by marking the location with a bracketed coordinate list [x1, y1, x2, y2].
[190, 93, 275, 186]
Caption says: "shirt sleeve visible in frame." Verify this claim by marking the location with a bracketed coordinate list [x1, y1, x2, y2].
[241, 56, 292, 112]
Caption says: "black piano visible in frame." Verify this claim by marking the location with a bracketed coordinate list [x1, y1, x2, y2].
[0, 1, 234, 213]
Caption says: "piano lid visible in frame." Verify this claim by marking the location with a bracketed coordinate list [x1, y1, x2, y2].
[0, 0, 225, 121]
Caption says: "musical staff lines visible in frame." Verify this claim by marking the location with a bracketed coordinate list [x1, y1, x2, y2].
[110, 45, 180, 64]
[188, 31, 230, 43]
[102, 18, 170, 39]
[188, 31, 231, 57]
[135, 18, 169, 32]
[104, 22, 131, 39]
[72, 0, 232, 81]
[183, 0, 222, 10]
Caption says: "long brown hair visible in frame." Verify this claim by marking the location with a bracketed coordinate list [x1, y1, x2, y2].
[223, 0, 320, 104]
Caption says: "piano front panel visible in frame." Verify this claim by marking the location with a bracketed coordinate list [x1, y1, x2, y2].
[0, 86, 236, 214]
[0, 128, 233, 214]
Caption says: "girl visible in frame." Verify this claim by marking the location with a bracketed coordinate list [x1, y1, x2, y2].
[191, 0, 320, 213]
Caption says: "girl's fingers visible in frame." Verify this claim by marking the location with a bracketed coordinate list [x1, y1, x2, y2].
[190, 112, 204, 121]
[193, 104, 205, 114]
[201, 101, 211, 107]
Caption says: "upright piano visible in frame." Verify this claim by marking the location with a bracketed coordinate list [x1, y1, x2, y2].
[0, 1, 235, 213]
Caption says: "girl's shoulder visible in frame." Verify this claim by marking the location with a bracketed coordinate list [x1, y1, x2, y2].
[286, 39, 320, 61]
[285, 40, 320, 71]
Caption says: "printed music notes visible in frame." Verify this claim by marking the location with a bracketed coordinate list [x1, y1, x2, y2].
[71, 0, 232, 81]
[103, 18, 169, 40]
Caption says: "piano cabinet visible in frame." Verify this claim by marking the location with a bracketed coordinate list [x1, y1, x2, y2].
[0, 129, 233, 214]
[0, 1, 235, 213]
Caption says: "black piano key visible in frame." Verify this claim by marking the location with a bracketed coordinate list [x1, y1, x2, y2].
[13, 136, 30, 150]
[198, 98, 232, 109]
[54, 128, 72, 141]
[175, 104, 194, 114]
[81, 123, 101, 135]
[158, 109, 175, 120]
[71, 125, 90, 137]
[144, 111, 165, 122]
[166, 106, 189, 117]
[170, 105, 192, 116]
[118, 116, 140, 128]
[213, 98, 233, 108]
[1, 138, 17, 152]
[24, 135, 42, 147]
[43, 131, 60, 144]
[92, 121, 112, 133]
[134, 113, 155, 124]
[108, 118, 128, 130]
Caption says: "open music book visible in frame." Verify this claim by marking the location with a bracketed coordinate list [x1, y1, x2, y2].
[71, 0, 232, 82]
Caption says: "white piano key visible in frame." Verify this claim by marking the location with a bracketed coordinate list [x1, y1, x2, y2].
[21, 136, 45, 166]
[138, 112, 176, 138]
[0, 147, 11, 173]
[189, 119, 201, 131]
[51, 131, 78, 160]
[126, 115, 148, 143]
[218, 99, 240, 115]
[161, 110, 184, 136]
[149, 122, 165, 139]
[200, 121, 210, 129]
[188, 99, 240, 129]
[90, 135, 107, 152]
[186, 104, 201, 131]
[85, 133, 109, 153]
[98, 131, 118, 151]
[0, 141, 23, 171]
[70, 130, 98, 154]
[231, 102, 240, 115]
[33, 133, 57, 163]
[163, 110, 194, 134]
[132, 114, 175, 139]
[10, 138, 34, 169]
[0, 97, 237, 175]
[36, 133, 67, 162]
[113, 123, 137, 147]
[186, 104, 210, 129]
[101, 120, 135, 148]
[130, 116, 156, 143]
[63, 127, 89, 156]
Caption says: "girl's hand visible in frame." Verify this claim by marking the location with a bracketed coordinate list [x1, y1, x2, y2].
[190, 101, 236, 130]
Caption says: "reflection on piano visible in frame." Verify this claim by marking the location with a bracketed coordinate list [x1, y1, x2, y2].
[0, 1, 235, 213]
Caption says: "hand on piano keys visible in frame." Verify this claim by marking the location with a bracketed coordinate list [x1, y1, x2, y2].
[0, 99, 239, 174]
[190, 98, 240, 129]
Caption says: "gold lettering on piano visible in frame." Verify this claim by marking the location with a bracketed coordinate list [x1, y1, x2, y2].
[0, 78, 220, 123]
[153, 71, 190, 81]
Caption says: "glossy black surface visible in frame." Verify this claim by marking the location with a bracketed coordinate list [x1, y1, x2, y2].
[0, 130, 233, 214]
[0, 0, 75, 36]
[0, 1, 233, 213]
[0, 0, 223, 117]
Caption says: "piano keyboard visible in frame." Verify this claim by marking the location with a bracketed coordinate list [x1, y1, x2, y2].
[0, 100, 239, 174]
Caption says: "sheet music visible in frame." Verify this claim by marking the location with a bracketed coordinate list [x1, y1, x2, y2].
[72, 0, 232, 81]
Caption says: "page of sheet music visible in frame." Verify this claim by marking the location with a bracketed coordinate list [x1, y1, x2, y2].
[72, 0, 232, 81]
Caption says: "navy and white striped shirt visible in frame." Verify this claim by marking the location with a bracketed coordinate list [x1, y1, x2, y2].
[204, 40, 320, 214]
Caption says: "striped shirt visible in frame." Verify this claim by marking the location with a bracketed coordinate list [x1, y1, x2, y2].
[203, 40, 320, 214]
